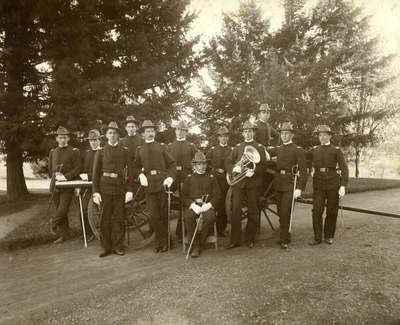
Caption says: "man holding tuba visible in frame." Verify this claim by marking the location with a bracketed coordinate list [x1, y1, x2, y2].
[225, 121, 268, 249]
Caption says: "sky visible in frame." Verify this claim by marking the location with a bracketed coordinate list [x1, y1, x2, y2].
[188, 0, 400, 56]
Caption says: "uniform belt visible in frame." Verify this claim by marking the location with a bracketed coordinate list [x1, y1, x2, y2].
[103, 172, 119, 178]
[215, 168, 225, 174]
[279, 170, 291, 175]
[149, 170, 160, 176]
[194, 198, 204, 203]
[176, 166, 183, 171]
[317, 167, 335, 172]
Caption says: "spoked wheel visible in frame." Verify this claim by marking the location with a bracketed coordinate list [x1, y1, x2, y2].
[87, 199, 102, 240]
[87, 190, 155, 249]
[124, 196, 155, 249]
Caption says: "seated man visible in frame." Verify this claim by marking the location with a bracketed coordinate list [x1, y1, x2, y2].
[182, 151, 220, 258]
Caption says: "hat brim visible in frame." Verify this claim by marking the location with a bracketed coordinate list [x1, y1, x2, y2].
[278, 128, 294, 132]
[85, 135, 103, 140]
[122, 120, 138, 127]
[314, 130, 333, 135]
[102, 126, 123, 135]
[139, 125, 156, 132]
[192, 160, 207, 163]
[56, 132, 70, 136]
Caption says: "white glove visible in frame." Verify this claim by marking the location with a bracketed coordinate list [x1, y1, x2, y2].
[233, 165, 241, 173]
[190, 202, 201, 215]
[293, 189, 302, 199]
[338, 186, 346, 199]
[139, 173, 148, 187]
[79, 173, 88, 181]
[200, 202, 212, 213]
[93, 192, 102, 205]
[245, 169, 255, 178]
[163, 177, 173, 188]
[125, 191, 133, 203]
[55, 173, 67, 181]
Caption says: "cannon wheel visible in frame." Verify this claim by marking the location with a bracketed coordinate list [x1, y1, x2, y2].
[225, 176, 279, 224]
[87, 192, 155, 249]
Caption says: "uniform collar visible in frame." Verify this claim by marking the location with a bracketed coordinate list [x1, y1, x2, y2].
[177, 138, 186, 142]
[321, 142, 331, 146]
[282, 141, 292, 146]
[194, 170, 205, 175]
[108, 141, 118, 147]
[145, 139, 155, 143]
[219, 143, 228, 147]
[244, 139, 254, 143]
[58, 145, 68, 148]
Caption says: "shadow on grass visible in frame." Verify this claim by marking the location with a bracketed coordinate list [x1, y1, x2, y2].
[0, 194, 83, 251]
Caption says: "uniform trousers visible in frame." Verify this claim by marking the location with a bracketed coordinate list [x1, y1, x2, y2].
[230, 186, 259, 244]
[312, 188, 339, 241]
[215, 176, 229, 234]
[81, 189, 94, 237]
[100, 194, 125, 252]
[276, 190, 293, 244]
[145, 191, 168, 247]
[184, 209, 216, 249]
[52, 189, 73, 238]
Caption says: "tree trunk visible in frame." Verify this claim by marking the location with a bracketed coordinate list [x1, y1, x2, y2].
[6, 142, 29, 200]
[354, 145, 360, 178]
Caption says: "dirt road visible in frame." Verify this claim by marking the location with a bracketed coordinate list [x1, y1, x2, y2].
[1, 189, 400, 325]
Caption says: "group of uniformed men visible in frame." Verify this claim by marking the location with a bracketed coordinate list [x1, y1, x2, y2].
[48, 103, 349, 258]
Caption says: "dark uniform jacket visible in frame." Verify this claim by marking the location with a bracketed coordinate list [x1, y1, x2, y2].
[306, 144, 349, 190]
[255, 120, 279, 147]
[205, 144, 232, 179]
[134, 141, 176, 193]
[81, 148, 98, 180]
[48, 145, 81, 191]
[92, 144, 133, 195]
[181, 172, 220, 209]
[225, 140, 268, 189]
[167, 140, 197, 183]
[120, 135, 144, 181]
[267, 143, 308, 192]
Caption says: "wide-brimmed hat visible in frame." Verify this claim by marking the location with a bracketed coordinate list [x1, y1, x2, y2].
[240, 121, 257, 130]
[175, 120, 189, 131]
[313, 124, 333, 134]
[278, 122, 294, 132]
[85, 129, 102, 140]
[192, 151, 207, 163]
[217, 126, 229, 136]
[122, 115, 138, 126]
[258, 103, 270, 112]
[56, 126, 70, 136]
[140, 120, 156, 131]
[102, 121, 122, 135]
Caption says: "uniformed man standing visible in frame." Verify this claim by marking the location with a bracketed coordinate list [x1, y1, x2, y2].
[79, 129, 102, 242]
[307, 125, 349, 245]
[225, 121, 268, 249]
[120, 115, 143, 182]
[134, 120, 176, 253]
[182, 151, 220, 258]
[255, 103, 279, 147]
[267, 122, 307, 249]
[167, 120, 197, 240]
[48, 126, 81, 244]
[205, 126, 232, 237]
[92, 122, 134, 257]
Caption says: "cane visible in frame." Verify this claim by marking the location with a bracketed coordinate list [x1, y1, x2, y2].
[185, 194, 208, 260]
[289, 166, 299, 233]
[337, 169, 345, 228]
[76, 188, 88, 248]
[165, 185, 173, 251]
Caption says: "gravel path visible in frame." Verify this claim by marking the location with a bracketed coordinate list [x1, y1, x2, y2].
[1, 189, 400, 325]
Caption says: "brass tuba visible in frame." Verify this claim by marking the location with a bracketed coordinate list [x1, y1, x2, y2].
[227, 145, 261, 186]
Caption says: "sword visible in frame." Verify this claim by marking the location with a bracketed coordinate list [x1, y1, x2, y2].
[289, 166, 299, 233]
[77, 189, 88, 247]
[186, 194, 208, 260]
[165, 185, 173, 250]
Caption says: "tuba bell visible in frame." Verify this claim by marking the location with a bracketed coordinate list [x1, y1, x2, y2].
[226, 145, 261, 186]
